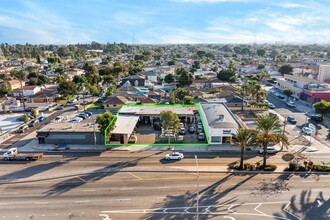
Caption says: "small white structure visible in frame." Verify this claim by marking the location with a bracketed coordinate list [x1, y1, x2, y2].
[199, 102, 240, 144]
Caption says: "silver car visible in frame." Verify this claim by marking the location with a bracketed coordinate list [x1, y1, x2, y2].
[165, 152, 184, 160]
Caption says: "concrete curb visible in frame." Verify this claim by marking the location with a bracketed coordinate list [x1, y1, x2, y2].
[1, 170, 330, 185]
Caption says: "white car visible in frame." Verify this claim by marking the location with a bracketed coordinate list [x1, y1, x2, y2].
[287, 101, 296, 108]
[53, 116, 64, 123]
[258, 147, 278, 154]
[69, 117, 82, 123]
[302, 127, 313, 136]
[165, 152, 184, 160]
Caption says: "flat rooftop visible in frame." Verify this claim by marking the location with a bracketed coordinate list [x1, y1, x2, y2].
[120, 105, 196, 116]
[112, 115, 139, 134]
[200, 103, 239, 129]
[38, 115, 98, 133]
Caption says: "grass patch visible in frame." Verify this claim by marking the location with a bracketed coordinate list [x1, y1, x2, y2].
[313, 164, 330, 172]
[86, 102, 104, 110]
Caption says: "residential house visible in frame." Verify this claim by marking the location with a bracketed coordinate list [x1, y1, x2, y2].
[11, 85, 41, 97]
[121, 75, 146, 87]
[139, 71, 159, 83]
[28, 86, 58, 104]
[64, 68, 84, 80]
[6, 80, 24, 91]
[103, 96, 134, 113]
[141, 97, 157, 104]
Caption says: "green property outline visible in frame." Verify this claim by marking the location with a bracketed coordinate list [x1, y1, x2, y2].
[104, 103, 210, 146]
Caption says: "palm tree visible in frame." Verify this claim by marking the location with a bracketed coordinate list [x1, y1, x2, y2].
[231, 128, 257, 169]
[255, 114, 289, 168]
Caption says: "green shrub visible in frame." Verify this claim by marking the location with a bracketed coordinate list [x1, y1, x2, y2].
[234, 164, 243, 170]
[263, 164, 277, 171]
[313, 164, 330, 172]
[286, 162, 296, 171]
[244, 163, 251, 170]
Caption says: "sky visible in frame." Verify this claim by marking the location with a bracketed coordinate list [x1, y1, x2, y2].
[0, 0, 330, 44]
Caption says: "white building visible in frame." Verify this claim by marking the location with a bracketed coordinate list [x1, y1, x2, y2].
[199, 102, 240, 144]
[318, 65, 330, 83]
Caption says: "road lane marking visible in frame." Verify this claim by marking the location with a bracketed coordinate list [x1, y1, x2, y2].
[116, 199, 131, 201]
[82, 189, 96, 192]
[127, 172, 143, 180]
[157, 186, 171, 189]
[76, 200, 90, 203]
[234, 192, 249, 195]
[76, 176, 86, 182]
[283, 202, 302, 220]
[34, 202, 49, 205]
[4, 192, 18, 195]
[224, 216, 236, 220]
[254, 203, 267, 216]
[0, 203, 8, 206]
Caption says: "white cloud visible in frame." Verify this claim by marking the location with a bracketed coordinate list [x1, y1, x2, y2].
[276, 2, 307, 8]
[170, 0, 253, 3]
[0, 1, 93, 44]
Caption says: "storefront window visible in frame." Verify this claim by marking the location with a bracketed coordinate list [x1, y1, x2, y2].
[211, 136, 221, 143]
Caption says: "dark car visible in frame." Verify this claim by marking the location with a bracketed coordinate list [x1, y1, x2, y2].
[28, 119, 40, 127]
[37, 116, 47, 122]
[311, 114, 323, 122]
[287, 116, 297, 124]
[278, 94, 285, 99]
[15, 125, 29, 133]
[76, 113, 88, 120]
[188, 125, 195, 134]
[56, 104, 64, 110]
[84, 111, 93, 116]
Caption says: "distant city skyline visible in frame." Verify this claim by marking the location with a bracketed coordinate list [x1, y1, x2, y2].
[0, 0, 330, 44]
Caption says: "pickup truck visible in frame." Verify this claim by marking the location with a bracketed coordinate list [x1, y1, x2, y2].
[3, 148, 42, 161]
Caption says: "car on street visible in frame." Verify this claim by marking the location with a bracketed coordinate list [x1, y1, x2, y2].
[53, 116, 65, 123]
[56, 104, 64, 110]
[15, 125, 29, 133]
[310, 114, 323, 122]
[76, 113, 89, 120]
[258, 147, 278, 154]
[28, 119, 40, 127]
[165, 152, 184, 160]
[37, 116, 47, 122]
[69, 117, 83, 123]
[278, 94, 285, 99]
[286, 101, 296, 108]
[68, 98, 77, 103]
[188, 125, 195, 133]
[302, 127, 313, 135]
[84, 111, 93, 116]
[80, 101, 89, 105]
[287, 116, 297, 124]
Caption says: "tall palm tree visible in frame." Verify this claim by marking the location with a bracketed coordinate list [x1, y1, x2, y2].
[231, 128, 256, 169]
[255, 114, 289, 168]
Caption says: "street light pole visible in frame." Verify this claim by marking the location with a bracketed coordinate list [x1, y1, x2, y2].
[194, 155, 199, 220]
[281, 117, 287, 151]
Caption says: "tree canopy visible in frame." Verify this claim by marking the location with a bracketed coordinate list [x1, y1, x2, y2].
[279, 64, 293, 75]
[160, 111, 180, 135]
[96, 111, 117, 139]
[313, 100, 330, 116]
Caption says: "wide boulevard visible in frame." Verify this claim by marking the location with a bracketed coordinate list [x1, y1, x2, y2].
[0, 152, 329, 220]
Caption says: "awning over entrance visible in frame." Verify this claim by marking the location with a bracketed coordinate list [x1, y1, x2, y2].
[112, 115, 140, 135]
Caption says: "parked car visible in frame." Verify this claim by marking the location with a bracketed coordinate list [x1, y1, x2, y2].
[179, 127, 186, 135]
[310, 114, 323, 122]
[286, 101, 296, 108]
[53, 116, 64, 123]
[198, 133, 205, 141]
[76, 113, 88, 120]
[287, 116, 297, 124]
[302, 127, 313, 136]
[76, 95, 81, 100]
[69, 117, 83, 123]
[268, 103, 276, 109]
[37, 116, 47, 122]
[179, 123, 184, 128]
[258, 147, 278, 154]
[80, 101, 89, 105]
[56, 104, 64, 110]
[278, 94, 285, 99]
[28, 119, 40, 127]
[128, 134, 138, 143]
[164, 152, 184, 160]
[263, 100, 270, 104]
[68, 98, 77, 103]
[84, 111, 93, 116]
[15, 125, 29, 133]
[188, 125, 195, 134]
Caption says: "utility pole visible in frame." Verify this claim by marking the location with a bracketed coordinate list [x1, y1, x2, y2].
[195, 155, 200, 220]
[281, 117, 287, 151]
[93, 120, 97, 147]
[20, 59, 26, 112]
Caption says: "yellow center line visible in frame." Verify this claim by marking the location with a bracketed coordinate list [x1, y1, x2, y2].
[127, 172, 143, 180]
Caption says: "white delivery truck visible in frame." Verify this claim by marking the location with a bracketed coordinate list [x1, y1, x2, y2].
[3, 148, 42, 161]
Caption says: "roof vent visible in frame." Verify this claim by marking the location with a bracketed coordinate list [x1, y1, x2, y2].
[219, 114, 224, 120]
